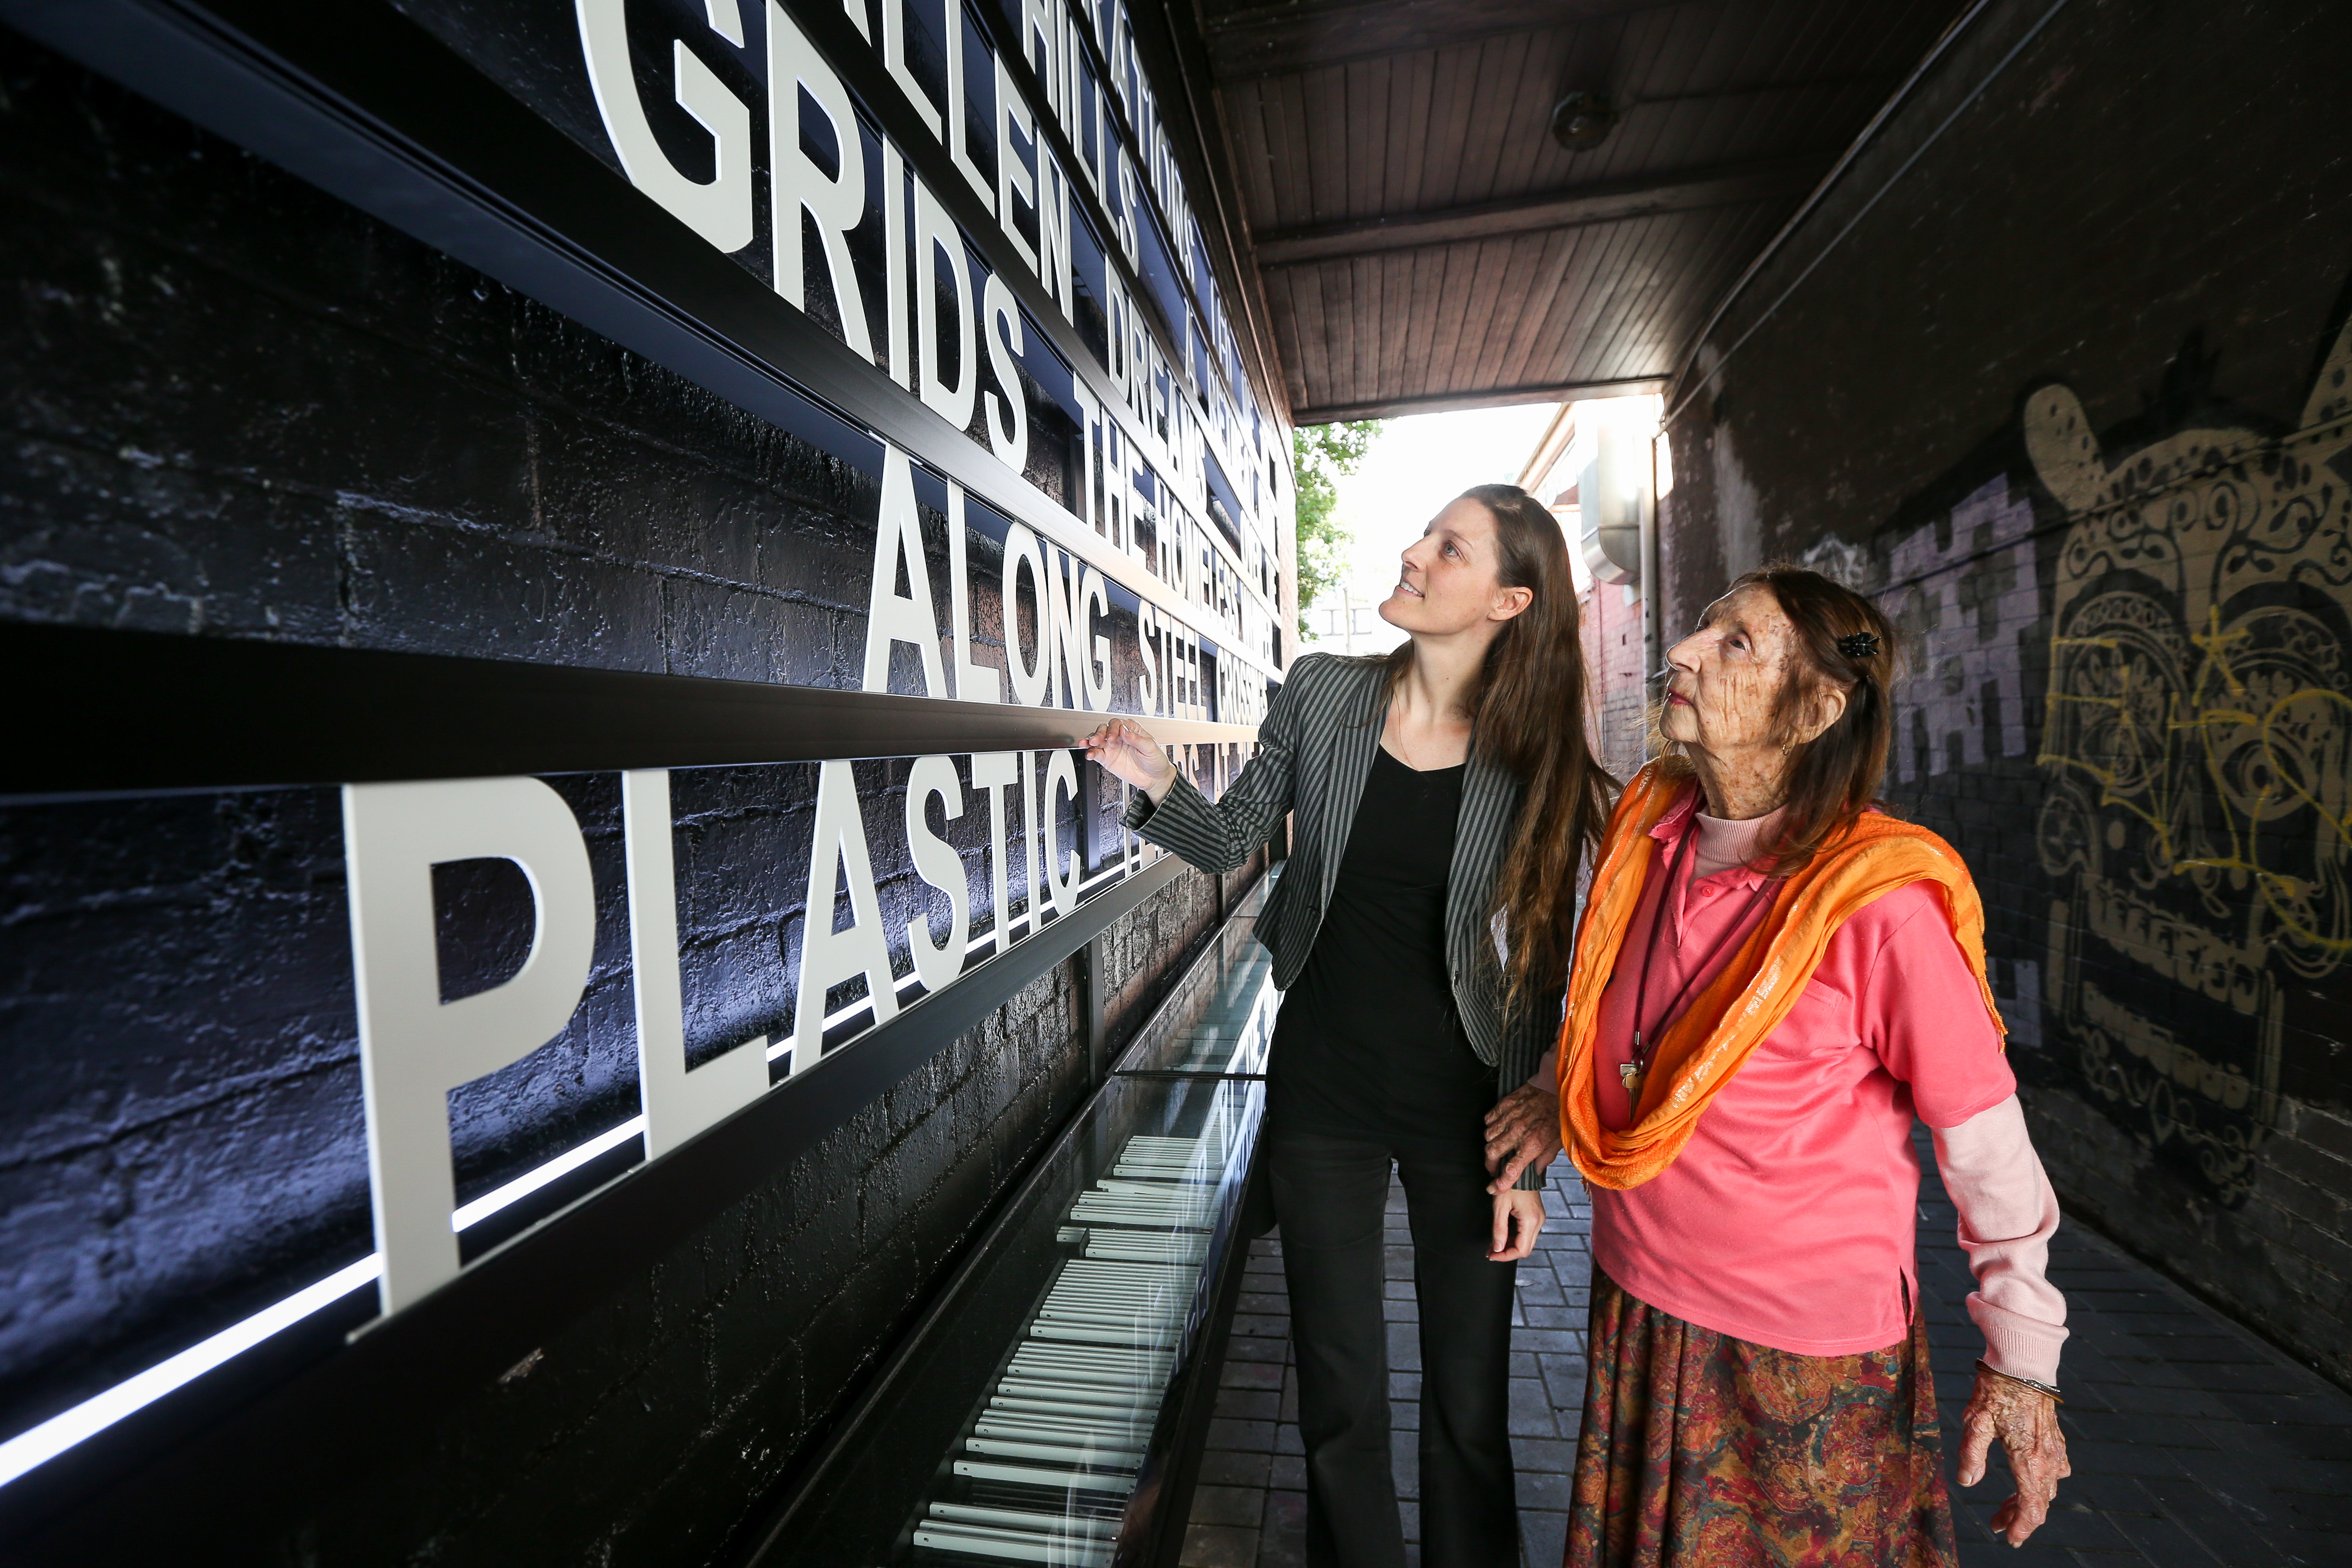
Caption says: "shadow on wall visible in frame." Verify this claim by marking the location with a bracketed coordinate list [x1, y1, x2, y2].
[1805, 298, 2352, 1213]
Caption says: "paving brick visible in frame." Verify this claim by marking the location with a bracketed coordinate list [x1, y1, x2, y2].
[1192, 1485, 1266, 1527]
[1185, 1150, 2352, 1567]
[1221, 1359, 1285, 1392]
[1216, 1387, 1283, 1421]
[1511, 1436, 1575, 1474]
[1179, 1522, 1259, 1568]
[1518, 1509, 1568, 1568]
[1197, 1448, 1273, 1487]
[1536, 1351, 1588, 1413]
[2101, 1510, 2229, 1566]
[1514, 1466, 1571, 1511]
[1259, 1491, 1307, 1568]
[1507, 1377, 1558, 1438]
[1207, 1417, 1276, 1453]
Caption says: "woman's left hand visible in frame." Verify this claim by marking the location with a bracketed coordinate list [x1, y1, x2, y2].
[1483, 1084, 1563, 1194]
[1957, 1368, 2071, 1545]
[1488, 1189, 1544, 1262]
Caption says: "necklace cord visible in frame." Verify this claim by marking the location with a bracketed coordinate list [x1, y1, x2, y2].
[1627, 823, 1778, 1080]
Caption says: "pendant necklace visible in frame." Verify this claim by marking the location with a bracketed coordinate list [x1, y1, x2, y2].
[1620, 818, 1777, 1107]
[1386, 705, 1414, 770]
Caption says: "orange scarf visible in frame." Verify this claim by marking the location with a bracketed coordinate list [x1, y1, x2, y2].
[1556, 761, 2004, 1190]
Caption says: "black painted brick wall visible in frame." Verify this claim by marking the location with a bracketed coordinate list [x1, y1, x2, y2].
[1651, 0, 2352, 1385]
[0, 30, 1231, 1558]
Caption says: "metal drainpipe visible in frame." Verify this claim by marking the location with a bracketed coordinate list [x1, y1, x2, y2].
[1640, 434, 1663, 762]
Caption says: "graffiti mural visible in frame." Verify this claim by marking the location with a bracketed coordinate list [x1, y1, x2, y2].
[2025, 316, 2352, 1199]
[1799, 476, 2048, 1041]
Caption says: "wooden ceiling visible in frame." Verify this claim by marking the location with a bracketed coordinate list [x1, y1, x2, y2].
[1179, 0, 1967, 423]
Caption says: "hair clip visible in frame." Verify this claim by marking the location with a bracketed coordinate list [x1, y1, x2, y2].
[1837, 632, 1881, 660]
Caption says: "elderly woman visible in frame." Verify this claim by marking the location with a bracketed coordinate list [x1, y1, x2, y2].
[1556, 567, 2070, 1566]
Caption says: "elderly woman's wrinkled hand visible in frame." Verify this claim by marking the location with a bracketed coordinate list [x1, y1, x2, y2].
[1957, 1368, 2070, 1545]
[1482, 1083, 1563, 1194]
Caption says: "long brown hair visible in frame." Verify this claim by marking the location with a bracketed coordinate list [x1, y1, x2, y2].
[1380, 483, 1611, 1010]
[1730, 565, 1901, 874]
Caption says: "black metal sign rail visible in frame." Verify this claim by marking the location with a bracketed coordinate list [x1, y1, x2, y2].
[3, 620, 1256, 802]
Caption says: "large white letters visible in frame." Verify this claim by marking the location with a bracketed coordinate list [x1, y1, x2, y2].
[983, 274, 1028, 476]
[768, 2, 872, 359]
[1080, 564, 1111, 710]
[1137, 599, 1160, 714]
[577, 0, 753, 253]
[344, 777, 596, 1313]
[944, 0, 994, 207]
[947, 484, 1000, 702]
[994, 57, 1039, 274]
[1042, 747, 1079, 918]
[795, 761, 898, 1071]
[881, 0, 943, 138]
[865, 446, 948, 695]
[915, 178, 978, 433]
[625, 769, 768, 1159]
[903, 755, 970, 991]
[883, 138, 913, 389]
[1001, 521, 1050, 707]
[970, 751, 1019, 948]
[1046, 549, 1084, 710]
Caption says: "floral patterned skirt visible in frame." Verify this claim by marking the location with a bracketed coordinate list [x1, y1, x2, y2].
[1566, 1270, 1955, 1568]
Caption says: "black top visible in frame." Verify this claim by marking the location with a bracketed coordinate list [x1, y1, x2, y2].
[1269, 747, 1497, 1144]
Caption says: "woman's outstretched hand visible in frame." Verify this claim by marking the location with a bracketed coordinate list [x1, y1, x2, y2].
[1957, 1368, 2070, 1545]
[1084, 718, 1177, 802]
[1484, 1083, 1563, 1195]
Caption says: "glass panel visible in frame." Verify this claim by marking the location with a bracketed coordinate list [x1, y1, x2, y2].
[765, 1074, 1265, 1567]
[1108, 866, 1281, 1078]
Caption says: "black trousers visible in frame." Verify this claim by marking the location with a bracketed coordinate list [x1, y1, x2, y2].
[1266, 1120, 1521, 1568]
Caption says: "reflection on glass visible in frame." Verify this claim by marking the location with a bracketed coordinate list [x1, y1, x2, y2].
[754, 870, 1287, 1568]
[912, 1106, 1252, 1565]
[1112, 867, 1283, 1078]
[759, 1075, 1265, 1567]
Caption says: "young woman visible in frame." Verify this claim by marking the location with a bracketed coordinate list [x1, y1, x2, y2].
[1556, 567, 2070, 1566]
[1086, 484, 1608, 1568]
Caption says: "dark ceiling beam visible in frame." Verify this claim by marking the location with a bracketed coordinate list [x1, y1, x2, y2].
[1252, 153, 1826, 267]
[1199, 0, 1696, 79]
[1292, 376, 1671, 427]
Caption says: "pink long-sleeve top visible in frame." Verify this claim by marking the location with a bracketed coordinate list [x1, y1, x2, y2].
[1585, 789, 2068, 1382]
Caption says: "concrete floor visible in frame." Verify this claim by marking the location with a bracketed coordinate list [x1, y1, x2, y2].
[1179, 1133, 2352, 1567]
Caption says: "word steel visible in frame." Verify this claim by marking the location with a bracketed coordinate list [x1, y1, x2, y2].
[863, 441, 1262, 726]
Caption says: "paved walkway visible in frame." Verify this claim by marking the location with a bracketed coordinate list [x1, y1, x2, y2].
[1181, 1133, 2352, 1567]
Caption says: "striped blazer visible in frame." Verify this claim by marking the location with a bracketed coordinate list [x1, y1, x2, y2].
[1124, 653, 1559, 1183]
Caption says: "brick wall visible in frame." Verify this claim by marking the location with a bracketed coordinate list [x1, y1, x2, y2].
[1652, 0, 2352, 1384]
[0, 33, 1234, 1557]
[1578, 580, 1650, 784]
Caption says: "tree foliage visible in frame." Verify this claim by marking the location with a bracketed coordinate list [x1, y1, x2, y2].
[1291, 419, 1382, 635]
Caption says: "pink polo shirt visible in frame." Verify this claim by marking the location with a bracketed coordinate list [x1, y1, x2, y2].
[1588, 788, 2014, 1358]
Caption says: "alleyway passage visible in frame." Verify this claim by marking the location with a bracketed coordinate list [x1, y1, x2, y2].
[1181, 1135, 2352, 1568]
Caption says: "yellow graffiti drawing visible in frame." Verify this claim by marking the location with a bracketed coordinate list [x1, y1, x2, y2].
[2027, 313, 2352, 1198]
